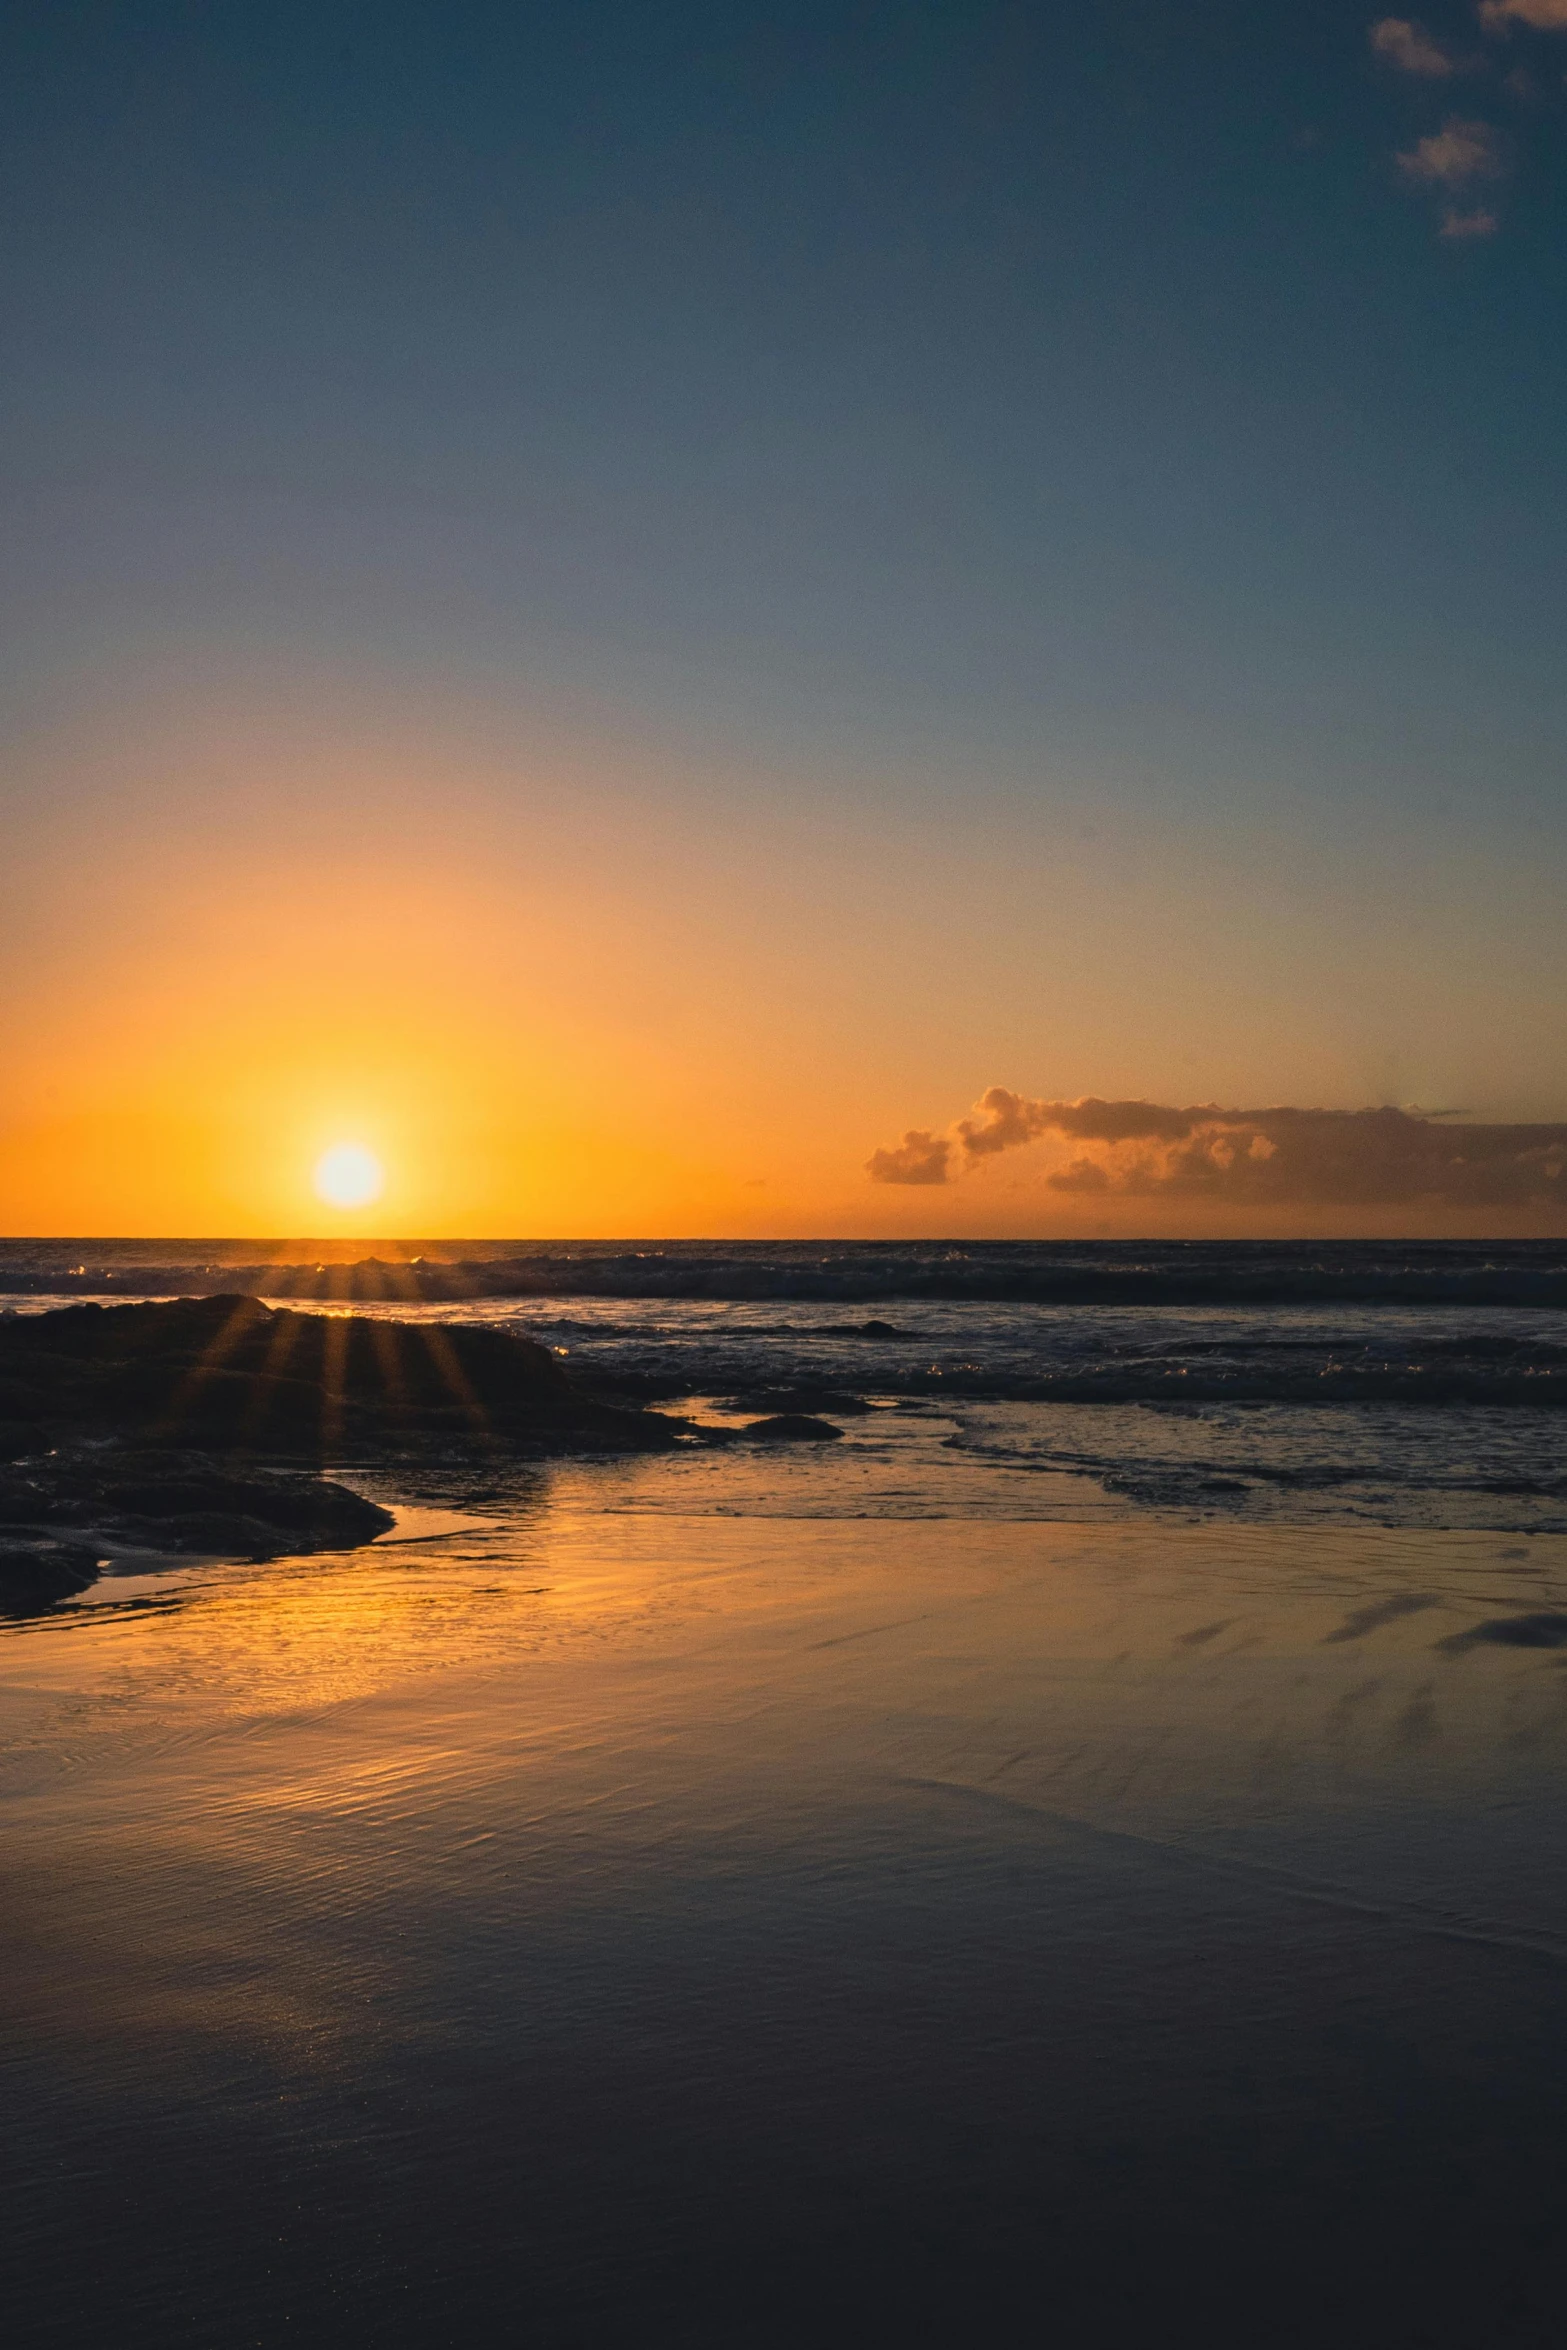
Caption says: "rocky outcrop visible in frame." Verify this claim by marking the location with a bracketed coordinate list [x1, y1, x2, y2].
[0, 1295, 681, 1461]
[0, 1453, 395, 1558]
[0, 1537, 102, 1612]
[0, 1451, 401, 1613]
[736, 1414, 844, 1443]
[0, 1296, 684, 1615]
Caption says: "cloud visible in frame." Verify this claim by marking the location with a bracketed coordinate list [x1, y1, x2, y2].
[1479, 0, 1567, 30]
[1370, 17, 1458, 72]
[956, 1088, 1052, 1156]
[867, 1091, 1567, 1211]
[1441, 202, 1500, 233]
[865, 1128, 951, 1185]
[1397, 116, 1504, 181]
[958, 1087, 1195, 1156]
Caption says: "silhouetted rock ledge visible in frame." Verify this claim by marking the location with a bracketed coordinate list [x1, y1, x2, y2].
[0, 1537, 102, 1612]
[0, 1296, 683, 1611]
[0, 1296, 682, 1463]
[0, 1452, 395, 1556]
[0, 1465, 395, 1613]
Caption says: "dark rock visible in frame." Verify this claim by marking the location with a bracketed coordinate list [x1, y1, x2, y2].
[0, 1296, 680, 1461]
[570, 1367, 693, 1406]
[842, 1319, 916, 1340]
[94, 1465, 395, 1548]
[0, 1537, 102, 1613]
[0, 1297, 677, 1601]
[141, 1511, 289, 1559]
[137, 1509, 342, 1560]
[0, 1450, 396, 1564]
[738, 1415, 844, 1443]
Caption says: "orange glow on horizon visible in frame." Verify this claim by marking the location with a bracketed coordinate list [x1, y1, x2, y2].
[3, 673, 1564, 1241]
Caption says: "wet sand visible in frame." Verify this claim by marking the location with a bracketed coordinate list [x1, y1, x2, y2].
[5, 1481, 1567, 2345]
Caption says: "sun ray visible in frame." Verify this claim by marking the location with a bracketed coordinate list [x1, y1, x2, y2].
[317, 1314, 350, 1459]
[413, 1321, 493, 1438]
[239, 1304, 310, 1445]
[369, 1318, 413, 1428]
[153, 1294, 271, 1443]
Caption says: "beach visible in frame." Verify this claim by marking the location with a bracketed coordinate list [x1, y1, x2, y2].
[10, 0, 1567, 2332]
[7, 1432, 1567, 2343]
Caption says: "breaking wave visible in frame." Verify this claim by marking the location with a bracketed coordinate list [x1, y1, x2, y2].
[5, 1239, 1567, 1309]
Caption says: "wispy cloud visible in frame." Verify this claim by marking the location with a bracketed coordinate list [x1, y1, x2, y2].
[1369, 3, 1565, 242]
[1397, 115, 1504, 180]
[1479, 0, 1567, 31]
[1441, 202, 1500, 233]
[868, 1091, 1567, 1211]
[1370, 17, 1459, 73]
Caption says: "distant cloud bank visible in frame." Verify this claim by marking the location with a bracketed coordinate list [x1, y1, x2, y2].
[868, 1089, 1567, 1209]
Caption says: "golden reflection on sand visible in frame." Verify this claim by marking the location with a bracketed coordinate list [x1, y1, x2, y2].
[8, 1495, 1567, 2349]
[5, 1498, 1567, 1850]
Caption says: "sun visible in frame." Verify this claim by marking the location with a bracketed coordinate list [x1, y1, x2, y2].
[313, 1142, 385, 1211]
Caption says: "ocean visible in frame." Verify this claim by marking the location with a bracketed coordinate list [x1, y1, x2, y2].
[5, 1240, 1567, 2344]
[4, 1237, 1567, 1532]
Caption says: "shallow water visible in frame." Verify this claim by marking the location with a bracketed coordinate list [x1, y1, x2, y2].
[6, 1446, 1567, 2345]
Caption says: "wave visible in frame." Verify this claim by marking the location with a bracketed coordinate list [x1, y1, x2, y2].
[897, 1364, 1567, 1407]
[5, 1239, 1567, 1308]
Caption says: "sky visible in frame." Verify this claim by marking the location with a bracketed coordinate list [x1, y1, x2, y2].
[2, 0, 1565, 1237]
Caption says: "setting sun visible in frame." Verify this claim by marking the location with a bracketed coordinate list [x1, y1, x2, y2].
[312, 1142, 385, 1211]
